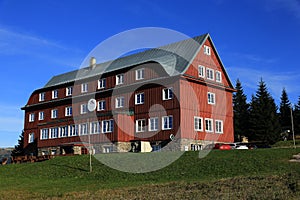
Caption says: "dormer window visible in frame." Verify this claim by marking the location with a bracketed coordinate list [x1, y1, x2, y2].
[116, 74, 124, 85]
[136, 68, 144, 80]
[39, 92, 45, 102]
[204, 45, 211, 55]
[81, 83, 88, 93]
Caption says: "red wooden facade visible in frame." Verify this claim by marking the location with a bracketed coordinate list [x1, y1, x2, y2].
[22, 34, 235, 155]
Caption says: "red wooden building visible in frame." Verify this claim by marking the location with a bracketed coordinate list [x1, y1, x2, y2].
[21, 33, 235, 156]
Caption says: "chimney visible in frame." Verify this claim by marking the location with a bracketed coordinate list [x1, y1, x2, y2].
[90, 57, 96, 69]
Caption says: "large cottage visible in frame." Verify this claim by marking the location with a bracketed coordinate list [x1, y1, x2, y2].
[22, 33, 235, 156]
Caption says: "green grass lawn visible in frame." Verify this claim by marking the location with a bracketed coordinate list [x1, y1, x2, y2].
[0, 148, 300, 199]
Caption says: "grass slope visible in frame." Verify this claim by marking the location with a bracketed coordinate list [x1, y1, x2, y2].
[0, 148, 299, 199]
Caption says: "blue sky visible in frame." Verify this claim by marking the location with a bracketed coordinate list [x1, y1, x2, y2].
[0, 0, 300, 147]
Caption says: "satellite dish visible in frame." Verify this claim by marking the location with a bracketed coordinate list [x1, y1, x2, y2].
[170, 134, 175, 141]
[87, 98, 97, 112]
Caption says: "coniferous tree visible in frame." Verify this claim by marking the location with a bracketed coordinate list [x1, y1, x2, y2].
[294, 96, 300, 135]
[249, 79, 280, 144]
[279, 88, 291, 132]
[233, 79, 249, 142]
[11, 130, 25, 157]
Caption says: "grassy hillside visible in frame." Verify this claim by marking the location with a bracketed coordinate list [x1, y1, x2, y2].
[0, 148, 299, 199]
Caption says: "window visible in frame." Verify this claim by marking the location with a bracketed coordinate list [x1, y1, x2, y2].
[66, 87, 73, 96]
[40, 128, 49, 140]
[51, 109, 58, 119]
[102, 120, 114, 133]
[162, 115, 173, 130]
[98, 78, 106, 89]
[205, 118, 213, 133]
[28, 133, 34, 143]
[204, 45, 211, 55]
[216, 71, 222, 83]
[39, 92, 45, 102]
[60, 126, 68, 137]
[81, 83, 88, 93]
[206, 68, 214, 80]
[70, 125, 79, 136]
[115, 97, 125, 108]
[97, 100, 106, 111]
[149, 117, 158, 131]
[52, 90, 58, 99]
[90, 121, 100, 134]
[65, 106, 72, 116]
[38, 111, 44, 121]
[81, 104, 88, 114]
[136, 119, 146, 133]
[50, 127, 58, 138]
[135, 93, 144, 105]
[162, 88, 173, 100]
[208, 92, 216, 105]
[194, 117, 203, 131]
[198, 65, 205, 78]
[136, 68, 144, 80]
[80, 123, 88, 135]
[29, 113, 35, 122]
[116, 74, 124, 85]
[215, 120, 223, 134]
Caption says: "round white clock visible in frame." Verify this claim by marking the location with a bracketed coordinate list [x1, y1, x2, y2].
[87, 98, 97, 112]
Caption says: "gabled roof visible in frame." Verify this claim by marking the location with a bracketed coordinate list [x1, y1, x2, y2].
[44, 33, 233, 89]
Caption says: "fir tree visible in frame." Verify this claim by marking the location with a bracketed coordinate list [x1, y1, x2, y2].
[294, 96, 300, 135]
[249, 79, 280, 144]
[279, 88, 291, 131]
[11, 130, 25, 157]
[233, 79, 249, 142]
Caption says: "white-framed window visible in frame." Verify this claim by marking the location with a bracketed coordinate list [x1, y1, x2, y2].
[90, 121, 100, 134]
[136, 68, 145, 80]
[29, 113, 35, 122]
[51, 109, 58, 119]
[102, 120, 114, 133]
[50, 127, 58, 139]
[208, 92, 216, 105]
[38, 111, 44, 121]
[80, 123, 88, 135]
[206, 68, 214, 80]
[149, 117, 158, 131]
[40, 128, 49, 140]
[215, 120, 223, 134]
[115, 97, 125, 108]
[97, 100, 106, 111]
[52, 90, 58, 99]
[65, 106, 72, 116]
[204, 45, 211, 55]
[135, 93, 144, 105]
[98, 78, 106, 89]
[116, 74, 124, 85]
[162, 115, 173, 130]
[194, 116, 203, 131]
[28, 133, 34, 143]
[136, 119, 146, 133]
[198, 65, 205, 78]
[205, 118, 213, 133]
[81, 103, 88, 114]
[60, 126, 68, 137]
[162, 88, 173, 100]
[81, 83, 88, 93]
[66, 87, 73, 96]
[216, 71, 222, 83]
[39, 92, 45, 102]
[69, 124, 79, 136]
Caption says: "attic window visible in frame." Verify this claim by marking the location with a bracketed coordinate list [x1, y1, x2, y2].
[204, 45, 211, 56]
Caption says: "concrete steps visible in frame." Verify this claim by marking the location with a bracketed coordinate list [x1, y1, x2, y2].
[289, 153, 300, 163]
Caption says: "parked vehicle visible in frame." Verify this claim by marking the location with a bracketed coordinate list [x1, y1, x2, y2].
[219, 144, 232, 150]
[236, 145, 248, 150]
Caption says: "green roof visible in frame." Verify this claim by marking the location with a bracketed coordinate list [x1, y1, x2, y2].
[44, 33, 233, 89]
